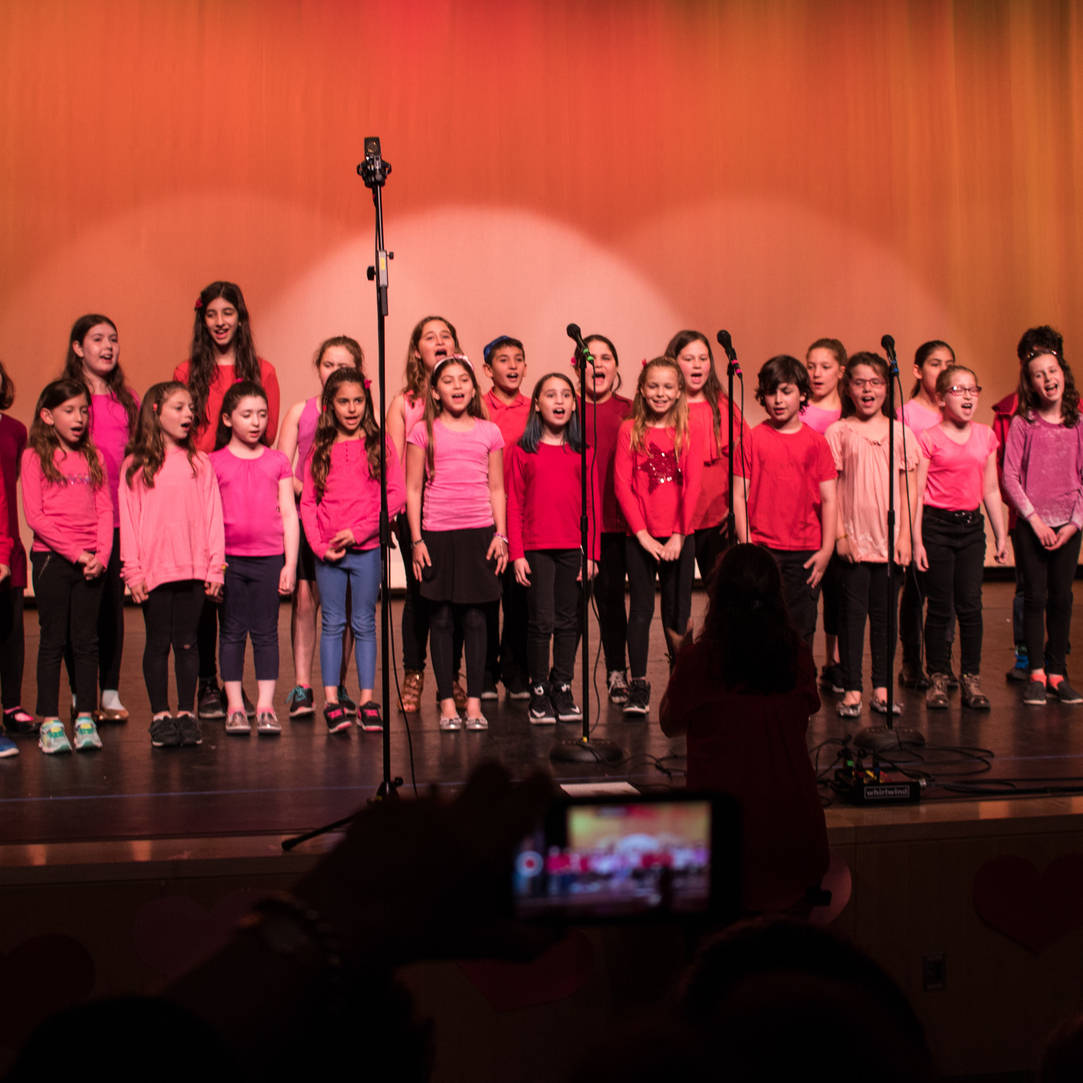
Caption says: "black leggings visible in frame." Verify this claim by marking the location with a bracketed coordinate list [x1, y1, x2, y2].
[395, 514, 430, 671]
[625, 535, 694, 677]
[1013, 520, 1081, 676]
[526, 549, 582, 685]
[430, 602, 485, 702]
[144, 580, 205, 714]
[65, 526, 125, 700]
[31, 551, 104, 718]
[838, 561, 902, 692]
[220, 555, 284, 682]
[922, 508, 984, 675]
[0, 585, 25, 710]
[594, 532, 628, 673]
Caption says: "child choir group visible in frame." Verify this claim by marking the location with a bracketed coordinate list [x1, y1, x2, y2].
[0, 279, 1079, 758]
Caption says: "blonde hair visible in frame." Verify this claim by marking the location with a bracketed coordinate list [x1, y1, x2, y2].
[629, 356, 688, 457]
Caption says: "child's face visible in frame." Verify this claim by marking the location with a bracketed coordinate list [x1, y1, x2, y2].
[675, 338, 712, 397]
[584, 339, 618, 400]
[763, 382, 803, 426]
[74, 322, 119, 381]
[937, 373, 980, 425]
[433, 362, 474, 415]
[642, 365, 681, 419]
[158, 390, 194, 444]
[318, 345, 360, 387]
[914, 347, 954, 398]
[537, 378, 574, 431]
[415, 320, 456, 371]
[204, 297, 240, 351]
[225, 394, 268, 446]
[848, 364, 886, 420]
[485, 346, 525, 394]
[1027, 353, 1064, 410]
[42, 395, 89, 447]
[332, 381, 367, 435]
[806, 348, 841, 401]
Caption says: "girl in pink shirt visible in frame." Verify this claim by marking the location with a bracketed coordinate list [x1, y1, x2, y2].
[898, 340, 957, 689]
[63, 313, 139, 723]
[827, 352, 919, 718]
[21, 378, 111, 755]
[385, 315, 462, 714]
[804, 338, 847, 695]
[406, 355, 507, 731]
[301, 369, 404, 735]
[579, 334, 633, 703]
[914, 365, 1009, 710]
[508, 372, 600, 725]
[120, 382, 225, 749]
[212, 382, 299, 736]
[278, 335, 366, 720]
[173, 281, 279, 721]
[0, 361, 32, 742]
[614, 356, 701, 718]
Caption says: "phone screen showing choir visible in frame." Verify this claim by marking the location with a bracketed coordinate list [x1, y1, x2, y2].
[513, 796, 728, 920]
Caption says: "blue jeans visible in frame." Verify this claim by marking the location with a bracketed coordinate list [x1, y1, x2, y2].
[314, 547, 381, 691]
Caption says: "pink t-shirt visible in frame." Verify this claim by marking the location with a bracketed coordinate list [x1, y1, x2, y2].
[90, 391, 138, 523]
[920, 423, 998, 511]
[827, 418, 920, 562]
[0, 415, 27, 587]
[741, 423, 837, 551]
[899, 399, 941, 436]
[210, 446, 292, 556]
[407, 418, 504, 532]
[583, 394, 633, 533]
[20, 446, 113, 564]
[802, 403, 842, 435]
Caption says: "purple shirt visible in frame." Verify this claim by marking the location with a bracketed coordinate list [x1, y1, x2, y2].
[0, 414, 27, 587]
[1002, 414, 1083, 531]
[210, 446, 293, 556]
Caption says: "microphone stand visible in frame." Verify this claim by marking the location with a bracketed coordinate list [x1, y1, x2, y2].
[358, 137, 404, 797]
[551, 325, 623, 765]
[716, 330, 741, 543]
[855, 335, 924, 752]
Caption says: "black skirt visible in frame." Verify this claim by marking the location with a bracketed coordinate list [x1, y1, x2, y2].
[420, 525, 502, 605]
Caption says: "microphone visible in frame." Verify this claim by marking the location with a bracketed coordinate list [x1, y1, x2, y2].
[566, 323, 593, 366]
[881, 334, 896, 359]
[716, 329, 740, 374]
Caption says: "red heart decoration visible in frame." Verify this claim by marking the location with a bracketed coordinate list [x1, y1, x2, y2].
[972, 854, 1083, 953]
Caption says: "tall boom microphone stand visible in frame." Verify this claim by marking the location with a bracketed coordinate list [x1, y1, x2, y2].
[358, 137, 403, 797]
[716, 330, 741, 543]
[855, 334, 924, 753]
[550, 323, 623, 766]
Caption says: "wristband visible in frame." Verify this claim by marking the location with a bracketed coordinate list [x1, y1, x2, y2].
[411, 539, 424, 548]
[494, 533, 508, 544]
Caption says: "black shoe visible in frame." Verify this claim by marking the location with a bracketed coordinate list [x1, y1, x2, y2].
[150, 715, 182, 748]
[337, 686, 357, 717]
[357, 701, 385, 732]
[324, 703, 351, 734]
[481, 674, 499, 701]
[899, 663, 931, 690]
[820, 664, 845, 695]
[3, 706, 38, 736]
[197, 681, 226, 720]
[176, 712, 203, 746]
[550, 682, 582, 722]
[1006, 650, 1030, 683]
[945, 663, 959, 691]
[528, 685, 556, 725]
[623, 678, 650, 717]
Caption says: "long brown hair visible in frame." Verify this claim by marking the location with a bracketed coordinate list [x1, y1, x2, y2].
[63, 313, 139, 436]
[185, 281, 261, 434]
[403, 315, 459, 404]
[309, 369, 381, 497]
[1016, 346, 1080, 428]
[629, 356, 688, 457]
[28, 379, 104, 487]
[666, 330, 725, 455]
[840, 352, 892, 419]
[422, 356, 485, 477]
[125, 381, 199, 489]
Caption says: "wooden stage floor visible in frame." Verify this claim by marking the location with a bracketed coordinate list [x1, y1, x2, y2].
[2, 580, 1083, 847]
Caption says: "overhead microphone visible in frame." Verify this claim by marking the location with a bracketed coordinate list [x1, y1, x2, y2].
[716, 329, 740, 374]
[881, 334, 896, 357]
[567, 323, 592, 365]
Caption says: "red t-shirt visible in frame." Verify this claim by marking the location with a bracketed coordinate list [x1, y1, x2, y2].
[173, 358, 280, 454]
[582, 394, 633, 533]
[483, 389, 530, 464]
[742, 423, 836, 550]
[687, 396, 750, 531]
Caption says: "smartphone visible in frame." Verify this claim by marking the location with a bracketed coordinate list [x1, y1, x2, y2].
[513, 791, 740, 923]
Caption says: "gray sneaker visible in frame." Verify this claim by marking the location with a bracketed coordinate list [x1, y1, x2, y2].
[607, 670, 630, 704]
[225, 710, 251, 735]
[255, 710, 282, 735]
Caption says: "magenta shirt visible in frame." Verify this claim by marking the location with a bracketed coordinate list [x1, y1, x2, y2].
[211, 446, 293, 556]
[293, 396, 320, 481]
[899, 399, 941, 435]
[920, 424, 998, 511]
[408, 419, 504, 532]
[1002, 414, 1083, 530]
[802, 403, 842, 435]
[90, 391, 138, 524]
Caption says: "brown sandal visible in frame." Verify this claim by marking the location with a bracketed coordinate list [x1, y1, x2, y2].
[401, 670, 424, 713]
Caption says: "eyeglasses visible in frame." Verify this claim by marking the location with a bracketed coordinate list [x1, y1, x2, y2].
[850, 378, 886, 390]
[946, 385, 982, 398]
